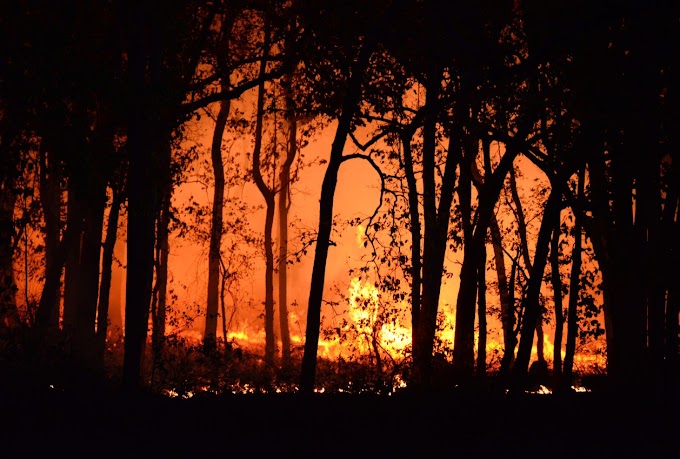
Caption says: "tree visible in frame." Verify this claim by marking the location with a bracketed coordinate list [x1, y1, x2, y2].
[299, 39, 375, 393]
[250, 19, 278, 367]
[563, 166, 585, 385]
[298, 0, 395, 392]
[522, 0, 678, 390]
[277, 74, 298, 367]
[96, 162, 126, 361]
[123, 0, 220, 389]
[204, 88, 231, 351]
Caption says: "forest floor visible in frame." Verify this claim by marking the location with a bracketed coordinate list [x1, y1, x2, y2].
[1, 385, 677, 458]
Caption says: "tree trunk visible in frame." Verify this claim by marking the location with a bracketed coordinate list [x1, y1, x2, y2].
[453, 147, 518, 377]
[250, 32, 276, 366]
[96, 184, 123, 361]
[123, 4, 161, 390]
[277, 75, 297, 366]
[585, 133, 618, 379]
[550, 206, 564, 383]
[401, 132, 422, 334]
[61, 174, 107, 370]
[204, 93, 230, 351]
[476, 245, 487, 377]
[38, 145, 62, 330]
[490, 215, 516, 373]
[108, 226, 125, 337]
[151, 185, 171, 359]
[512, 185, 562, 387]
[588, 136, 647, 390]
[0, 173, 19, 329]
[61, 183, 83, 332]
[299, 40, 372, 394]
[562, 167, 585, 386]
[36, 215, 80, 332]
[509, 167, 546, 364]
[412, 74, 443, 387]
[413, 75, 463, 388]
[73, 186, 106, 368]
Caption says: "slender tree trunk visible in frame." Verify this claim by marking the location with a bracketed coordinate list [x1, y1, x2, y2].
[204, 6, 236, 351]
[38, 146, 62, 330]
[36, 217, 79, 331]
[490, 215, 515, 373]
[96, 185, 123, 360]
[453, 147, 518, 377]
[562, 229, 581, 385]
[413, 76, 463, 388]
[277, 76, 296, 366]
[550, 207, 564, 383]
[564, 171, 585, 387]
[204, 93, 230, 350]
[585, 135, 617, 379]
[509, 168, 546, 364]
[512, 185, 562, 387]
[108, 226, 125, 337]
[299, 40, 372, 394]
[401, 132, 422, 334]
[412, 74, 440, 388]
[277, 175, 291, 365]
[476, 245, 487, 376]
[151, 187, 170, 357]
[250, 32, 276, 366]
[564, 168, 585, 385]
[62, 183, 83, 331]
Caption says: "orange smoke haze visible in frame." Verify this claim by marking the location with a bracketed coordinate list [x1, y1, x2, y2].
[11, 89, 606, 374]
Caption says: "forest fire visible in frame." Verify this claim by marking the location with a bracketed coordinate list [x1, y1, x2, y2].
[0, 0, 676, 413]
[3, 4, 679, 459]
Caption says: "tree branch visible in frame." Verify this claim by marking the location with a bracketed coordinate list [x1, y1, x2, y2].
[183, 67, 285, 114]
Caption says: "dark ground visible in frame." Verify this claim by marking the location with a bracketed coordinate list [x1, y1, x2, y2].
[1, 386, 677, 458]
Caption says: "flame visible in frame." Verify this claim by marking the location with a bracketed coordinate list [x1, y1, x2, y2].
[356, 224, 366, 248]
[177, 275, 606, 377]
[345, 277, 411, 358]
[339, 277, 607, 374]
